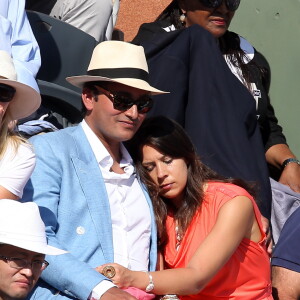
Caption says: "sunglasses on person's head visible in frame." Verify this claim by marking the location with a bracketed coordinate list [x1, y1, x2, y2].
[0, 83, 16, 102]
[199, 0, 241, 11]
[95, 86, 153, 114]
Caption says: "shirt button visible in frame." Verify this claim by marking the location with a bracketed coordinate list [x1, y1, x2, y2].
[76, 226, 85, 235]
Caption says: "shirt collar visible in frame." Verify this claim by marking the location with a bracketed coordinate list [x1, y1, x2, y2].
[80, 120, 134, 175]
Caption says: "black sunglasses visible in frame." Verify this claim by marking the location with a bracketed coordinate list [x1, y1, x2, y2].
[0, 83, 16, 102]
[199, 0, 241, 11]
[95, 86, 153, 114]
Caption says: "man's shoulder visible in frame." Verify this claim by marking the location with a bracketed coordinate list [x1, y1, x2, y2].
[30, 125, 81, 144]
[28, 125, 88, 157]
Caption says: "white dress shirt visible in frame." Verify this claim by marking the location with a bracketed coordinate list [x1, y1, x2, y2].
[81, 120, 152, 299]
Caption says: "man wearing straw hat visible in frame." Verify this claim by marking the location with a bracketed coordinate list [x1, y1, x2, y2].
[0, 199, 66, 300]
[22, 41, 167, 300]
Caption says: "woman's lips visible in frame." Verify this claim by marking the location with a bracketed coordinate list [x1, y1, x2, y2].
[160, 183, 173, 191]
[210, 18, 227, 26]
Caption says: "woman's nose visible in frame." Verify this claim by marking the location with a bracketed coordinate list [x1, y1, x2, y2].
[156, 163, 167, 179]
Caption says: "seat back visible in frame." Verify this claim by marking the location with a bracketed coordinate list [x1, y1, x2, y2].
[26, 10, 98, 124]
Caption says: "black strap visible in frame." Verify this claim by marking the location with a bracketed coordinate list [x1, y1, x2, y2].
[87, 68, 149, 82]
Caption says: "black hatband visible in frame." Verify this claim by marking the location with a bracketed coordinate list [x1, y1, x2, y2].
[87, 68, 149, 82]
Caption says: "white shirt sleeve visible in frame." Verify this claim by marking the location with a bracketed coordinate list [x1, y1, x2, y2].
[0, 142, 36, 198]
[89, 280, 116, 299]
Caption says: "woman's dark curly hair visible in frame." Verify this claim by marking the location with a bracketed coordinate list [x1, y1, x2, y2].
[128, 116, 256, 251]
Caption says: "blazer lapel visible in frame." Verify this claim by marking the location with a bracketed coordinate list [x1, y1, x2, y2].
[71, 125, 114, 262]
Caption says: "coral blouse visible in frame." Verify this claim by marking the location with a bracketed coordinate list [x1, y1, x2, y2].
[164, 182, 273, 300]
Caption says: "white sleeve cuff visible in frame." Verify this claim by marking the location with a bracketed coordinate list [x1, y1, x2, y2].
[89, 280, 116, 299]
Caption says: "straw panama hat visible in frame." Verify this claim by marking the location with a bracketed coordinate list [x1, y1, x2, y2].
[0, 199, 66, 255]
[0, 51, 41, 120]
[66, 41, 168, 95]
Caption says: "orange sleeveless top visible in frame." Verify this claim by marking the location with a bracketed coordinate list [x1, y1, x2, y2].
[164, 182, 273, 300]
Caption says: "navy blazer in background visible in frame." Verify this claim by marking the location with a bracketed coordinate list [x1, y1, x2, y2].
[136, 25, 271, 218]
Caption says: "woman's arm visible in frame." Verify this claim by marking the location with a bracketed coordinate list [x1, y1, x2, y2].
[99, 195, 258, 295]
[0, 186, 19, 200]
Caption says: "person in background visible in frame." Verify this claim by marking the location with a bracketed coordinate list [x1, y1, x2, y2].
[271, 207, 300, 300]
[132, 0, 300, 194]
[0, 0, 41, 93]
[0, 199, 66, 300]
[21, 41, 167, 300]
[99, 116, 273, 300]
[0, 51, 41, 200]
[26, 0, 120, 42]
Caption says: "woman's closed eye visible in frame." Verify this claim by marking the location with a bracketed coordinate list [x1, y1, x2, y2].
[142, 157, 173, 172]
[163, 157, 173, 165]
[142, 163, 155, 172]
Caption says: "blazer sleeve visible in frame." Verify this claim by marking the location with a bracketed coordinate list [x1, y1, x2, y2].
[252, 50, 287, 151]
[22, 135, 109, 300]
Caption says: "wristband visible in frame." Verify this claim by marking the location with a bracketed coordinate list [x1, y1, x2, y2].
[145, 272, 154, 292]
[282, 158, 300, 169]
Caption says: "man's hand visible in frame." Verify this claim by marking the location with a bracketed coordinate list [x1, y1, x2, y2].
[101, 287, 138, 300]
[279, 163, 300, 193]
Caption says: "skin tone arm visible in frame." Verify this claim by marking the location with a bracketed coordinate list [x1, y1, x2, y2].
[101, 287, 138, 300]
[0, 186, 19, 200]
[98, 195, 261, 295]
[266, 144, 300, 193]
[272, 266, 300, 300]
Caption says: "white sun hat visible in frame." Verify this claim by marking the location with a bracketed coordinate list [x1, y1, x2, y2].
[0, 199, 66, 255]
[66, 40, 168, 95]
[0, 51, 41, 120]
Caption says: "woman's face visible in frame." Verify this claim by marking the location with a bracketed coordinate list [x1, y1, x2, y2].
[0, 102, 10, 124]
[179, 0, 236, 38]
[142, 145, 188, 207]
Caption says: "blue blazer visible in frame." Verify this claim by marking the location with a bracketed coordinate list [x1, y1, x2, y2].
[22, 125, 157, 300]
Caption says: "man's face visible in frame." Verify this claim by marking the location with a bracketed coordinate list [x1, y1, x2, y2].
[0, 244, 45, 300]
[83, 82, 150, 147]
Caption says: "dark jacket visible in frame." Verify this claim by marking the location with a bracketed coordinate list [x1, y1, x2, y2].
[133, 20, 287, 152]
[133, 24, 272, 218]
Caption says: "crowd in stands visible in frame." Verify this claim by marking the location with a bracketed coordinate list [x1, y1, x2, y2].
[0, 0, 300, 299]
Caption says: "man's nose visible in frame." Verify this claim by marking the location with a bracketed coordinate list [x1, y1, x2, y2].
[124, 104, 139, 119]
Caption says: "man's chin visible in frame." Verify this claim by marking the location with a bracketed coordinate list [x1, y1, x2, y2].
[8, 285, 32, 299]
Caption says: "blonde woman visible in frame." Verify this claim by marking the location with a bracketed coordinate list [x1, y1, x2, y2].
[0, 51, 41, 199]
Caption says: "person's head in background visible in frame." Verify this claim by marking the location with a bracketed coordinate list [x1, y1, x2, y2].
[158, 0, 240, 38]
[0, 51, 41, 157]
[0, 200, 66, 300]
[128, 116, 253, 250]
[66, 41, 167, 149]
[157, 0, 251, 88]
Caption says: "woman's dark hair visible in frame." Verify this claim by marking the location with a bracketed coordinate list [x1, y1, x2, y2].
[128, 116, 256, 251]
[156, 0, 265, 90]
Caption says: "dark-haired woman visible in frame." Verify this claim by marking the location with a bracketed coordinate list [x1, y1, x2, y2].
[131, 0, 300, 220]
[99, 116, 273, 299]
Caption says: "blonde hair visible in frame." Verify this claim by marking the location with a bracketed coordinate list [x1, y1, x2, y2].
[0, 110, 28, 159]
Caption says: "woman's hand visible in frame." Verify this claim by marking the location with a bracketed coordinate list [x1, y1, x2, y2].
[96, 263, 134, 288]
[260, 216, 273, 255]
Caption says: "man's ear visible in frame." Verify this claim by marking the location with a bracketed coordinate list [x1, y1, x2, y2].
[82, 87, 95, 111]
